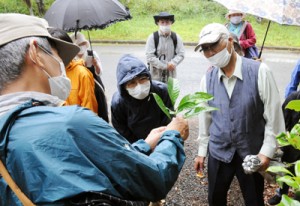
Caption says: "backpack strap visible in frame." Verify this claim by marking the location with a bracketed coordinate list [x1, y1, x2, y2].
[0, 159, 36, 206]
[153, 31, 159, 57]
[170, 31, 177, 55]
[153, 31, 178, 57]
[240, 21, 248, 39]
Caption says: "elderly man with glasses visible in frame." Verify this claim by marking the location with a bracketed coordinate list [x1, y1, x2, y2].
[193, 23, 285, 206]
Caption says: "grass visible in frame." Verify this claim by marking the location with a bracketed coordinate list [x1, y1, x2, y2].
[1, 0, 299, 47]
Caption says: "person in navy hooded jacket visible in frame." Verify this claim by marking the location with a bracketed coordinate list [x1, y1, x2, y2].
[111, 54, 173, 143]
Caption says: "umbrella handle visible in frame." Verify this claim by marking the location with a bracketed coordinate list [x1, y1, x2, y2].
[87, 31, 94, 58]
[259, 21, 271, 59]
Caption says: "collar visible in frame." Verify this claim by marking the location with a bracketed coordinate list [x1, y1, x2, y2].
[218, 54, 243, 82]
[0, 92, 65, 116]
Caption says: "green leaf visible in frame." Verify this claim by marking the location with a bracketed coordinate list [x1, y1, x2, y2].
[177, 92, 214, 112]
[277, 176, 299, 189]
[287, 133, 300, 150]
[167, 77, 180, 107]
[152, 93, 171, 119]
[276, 132, 291, 146]
[295, 161, 300, 177]
[279, 194, 300, 206]
[286, 100, 300, 111]
[267, 166, 294, 176]
[183, 106, 218, 119]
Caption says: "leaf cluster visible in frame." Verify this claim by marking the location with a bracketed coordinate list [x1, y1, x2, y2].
[152, 78, 217, 119]
[266, 100, 300, 205]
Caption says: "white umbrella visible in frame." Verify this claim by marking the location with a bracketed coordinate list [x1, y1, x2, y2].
[213, 0, 300, 57]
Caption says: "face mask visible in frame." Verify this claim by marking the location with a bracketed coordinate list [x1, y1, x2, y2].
[78, 44, 88, 55]
[207, 40, 232, 68]
[126, 81, 151, 100]
[230, 16, 242, 25]
[38, 46, 71, 101]
[159, 25, 171, 34]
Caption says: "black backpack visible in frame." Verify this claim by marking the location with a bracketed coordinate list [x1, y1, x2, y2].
[153, 31, 177, 57]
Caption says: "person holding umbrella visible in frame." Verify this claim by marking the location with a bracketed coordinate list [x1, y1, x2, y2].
[193, 23, 285, 206]
[225, 9, 259, 59]
[145, 11, 185, 83]
[70, 32, 109, 122]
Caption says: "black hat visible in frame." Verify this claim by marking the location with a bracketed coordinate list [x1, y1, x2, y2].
[153, 12, 175, 25]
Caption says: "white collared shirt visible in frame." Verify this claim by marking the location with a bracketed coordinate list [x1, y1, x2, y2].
[197, 55, 285, 158]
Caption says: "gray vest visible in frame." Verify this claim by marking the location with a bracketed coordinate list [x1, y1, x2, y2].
[206, 57, 265, 163]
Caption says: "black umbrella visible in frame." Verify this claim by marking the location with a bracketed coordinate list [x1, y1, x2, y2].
[44, 0, 132, 49]
[44, 0, 131, 31]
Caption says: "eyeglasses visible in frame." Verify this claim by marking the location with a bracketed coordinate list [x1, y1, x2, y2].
[126, 76, 150, 88]
[199, 39, 222, 53]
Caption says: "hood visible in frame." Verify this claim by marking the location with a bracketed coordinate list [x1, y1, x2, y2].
[66, 59, 85, 71]
[116, 54, 151, 97]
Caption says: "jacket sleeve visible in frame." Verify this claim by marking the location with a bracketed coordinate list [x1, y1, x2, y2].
[240, 22, 257, 49]
[285, 59, 300, 98]
[78, 66, 98, 114]
[111, 93, 135, 142]
[70, 109, 186, 201]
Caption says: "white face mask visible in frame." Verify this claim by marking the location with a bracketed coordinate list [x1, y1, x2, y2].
[38, 46, 71, 100]
[126, 81, 151, 100]
[43, 61, 71, 101]
[207, 40, 232, 68]
[159, 25, 171, 34]
[230, 16, 242, 25]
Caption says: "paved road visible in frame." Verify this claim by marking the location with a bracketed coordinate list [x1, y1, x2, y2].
[96, 44, 300, 108]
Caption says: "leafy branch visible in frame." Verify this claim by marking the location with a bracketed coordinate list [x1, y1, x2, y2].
[152, 77, 218, 119]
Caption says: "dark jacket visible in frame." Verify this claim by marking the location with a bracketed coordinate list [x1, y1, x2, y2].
[111, 54, 172, 143]
[281, 91, 300, 163]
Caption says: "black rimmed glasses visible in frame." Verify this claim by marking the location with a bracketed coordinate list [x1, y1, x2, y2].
[126, 75, 150, 88]
[199, 39, 222, 53]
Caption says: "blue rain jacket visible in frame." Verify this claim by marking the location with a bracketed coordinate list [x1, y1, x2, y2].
[0, 100, 185, 205]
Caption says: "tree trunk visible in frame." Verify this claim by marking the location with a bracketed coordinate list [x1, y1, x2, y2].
[23, 0, 34, 16]
[36, 0, 45, 15]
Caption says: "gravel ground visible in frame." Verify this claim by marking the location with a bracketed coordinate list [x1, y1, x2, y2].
[163, 117, 277, 206]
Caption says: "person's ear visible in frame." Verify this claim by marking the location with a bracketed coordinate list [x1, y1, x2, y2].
[28, 39, 46, 69]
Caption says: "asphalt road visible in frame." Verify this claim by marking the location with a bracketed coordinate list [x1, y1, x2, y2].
[96, 44, 300, 107]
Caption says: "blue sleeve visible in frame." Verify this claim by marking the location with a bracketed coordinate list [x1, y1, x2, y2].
[285, 60, 300, 98]
[70, 110, 186, 201]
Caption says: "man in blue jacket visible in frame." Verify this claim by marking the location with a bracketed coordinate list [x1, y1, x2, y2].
[0, 13, 189, 206]
[111, 54, 173, 143]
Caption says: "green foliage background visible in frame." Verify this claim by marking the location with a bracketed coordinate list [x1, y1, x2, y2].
[0, 0, 299, 47]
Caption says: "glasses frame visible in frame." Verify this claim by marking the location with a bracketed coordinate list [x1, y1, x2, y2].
[126, 75, 150, 88]
[199, 39, 223, 53]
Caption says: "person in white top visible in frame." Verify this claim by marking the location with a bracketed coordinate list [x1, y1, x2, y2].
[193, 23, 285, 206]
[70, 32, 103, 76]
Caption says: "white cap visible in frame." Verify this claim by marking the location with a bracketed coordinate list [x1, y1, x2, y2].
[194, 23, 230, 52]
[225, 10, 246, 19]
[70, 32, 90, 48]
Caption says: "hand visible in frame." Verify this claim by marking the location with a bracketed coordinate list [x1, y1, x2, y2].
[165, 116, 189, 140]
[257, 153, 271, 171]
[167, 62, 176, 71]
[145, 126, 166, 151]
[194, 156, 206, 174]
